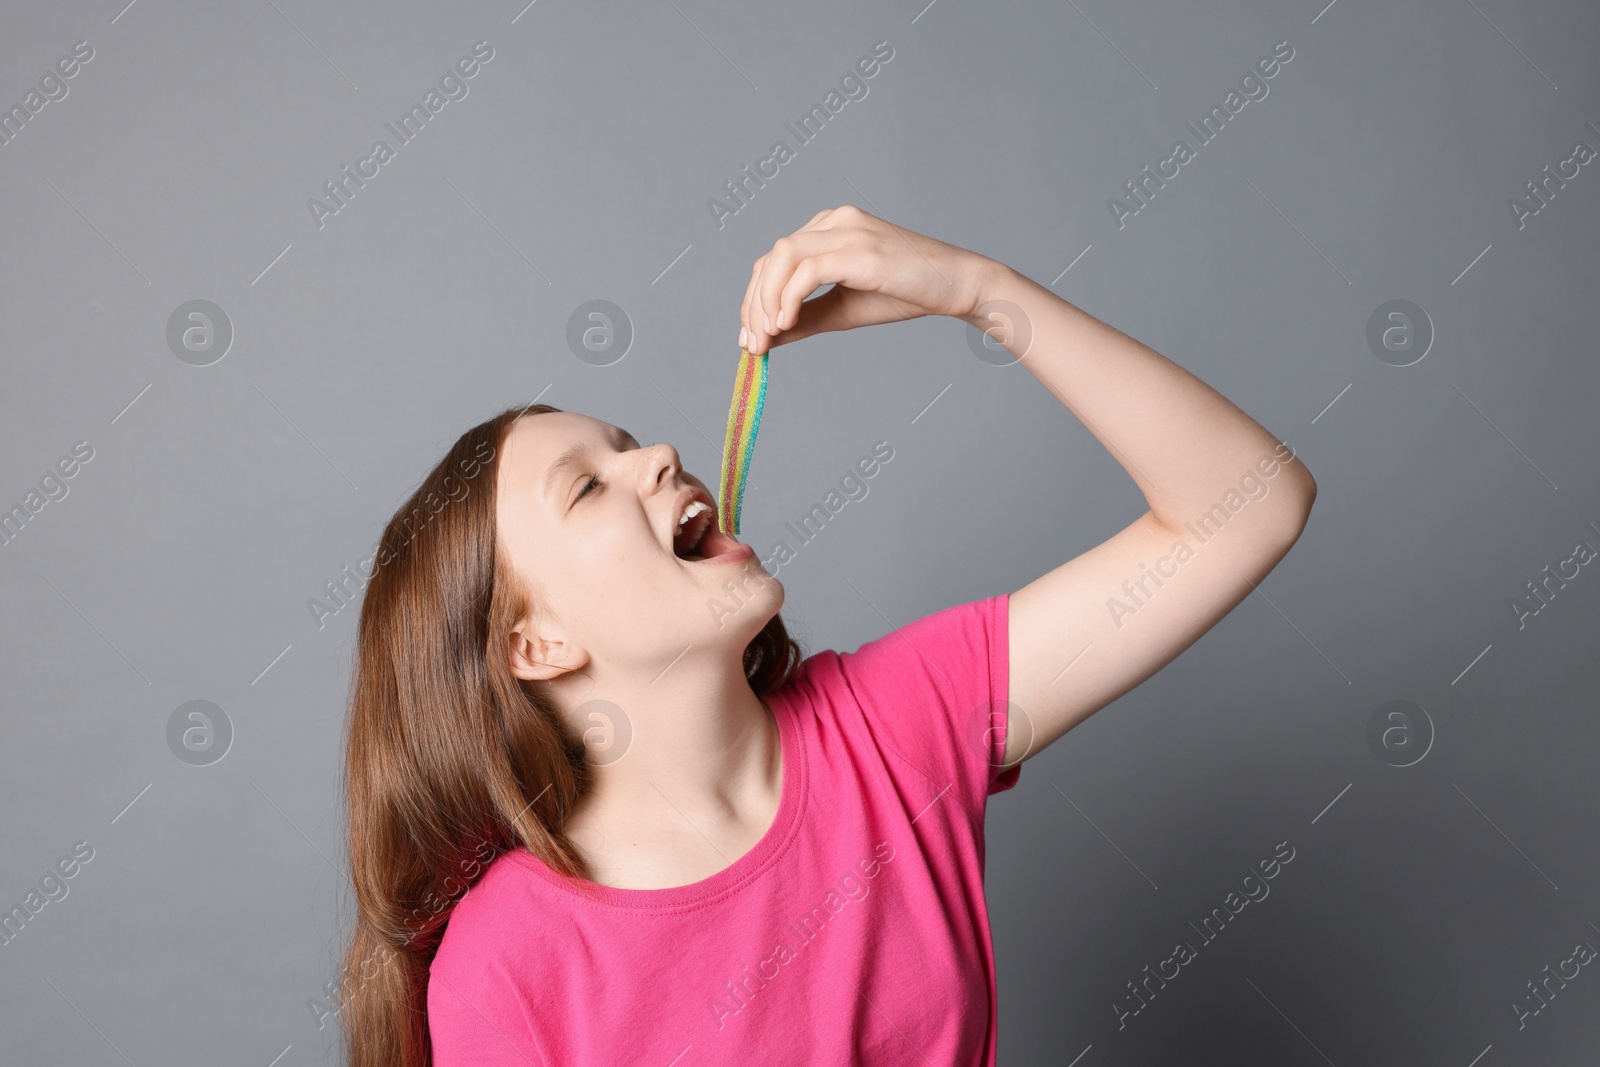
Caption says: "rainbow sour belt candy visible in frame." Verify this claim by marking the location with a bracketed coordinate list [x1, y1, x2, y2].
[716, 347, 769, 537]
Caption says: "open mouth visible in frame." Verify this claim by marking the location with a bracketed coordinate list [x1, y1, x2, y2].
[672, 495, 752, 564]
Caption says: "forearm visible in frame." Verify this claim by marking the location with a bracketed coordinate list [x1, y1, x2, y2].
[963, 259, 1316, 533]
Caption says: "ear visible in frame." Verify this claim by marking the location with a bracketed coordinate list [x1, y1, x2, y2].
[506, 615, 587, 682]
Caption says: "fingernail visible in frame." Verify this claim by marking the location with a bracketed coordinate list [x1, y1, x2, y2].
[739, 325, 747, 348]
[763, 313, 773, 334]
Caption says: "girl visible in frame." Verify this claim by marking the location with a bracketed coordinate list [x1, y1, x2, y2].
[339, 205, 1316, 1066]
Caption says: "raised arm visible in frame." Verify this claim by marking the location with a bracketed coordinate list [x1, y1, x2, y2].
[736, 205, 1317, 768]
[968, 264, 1316, 765]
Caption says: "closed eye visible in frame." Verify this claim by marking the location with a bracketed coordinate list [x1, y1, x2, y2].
[570, 428, 642, 507]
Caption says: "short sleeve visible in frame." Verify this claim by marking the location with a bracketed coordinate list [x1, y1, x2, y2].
[832, 593, 1021, 826]
[426, 950, 548, 1067]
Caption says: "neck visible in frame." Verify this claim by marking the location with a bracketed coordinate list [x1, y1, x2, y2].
[551, 649, 782, 841]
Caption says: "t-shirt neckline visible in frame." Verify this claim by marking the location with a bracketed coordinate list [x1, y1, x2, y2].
[506, 685, 806, 909]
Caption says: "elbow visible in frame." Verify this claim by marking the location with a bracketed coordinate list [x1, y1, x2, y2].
[1297, 465, 1318, 515]
[1289, 463, 1317, 512]
[1275, 469, 1317, 546]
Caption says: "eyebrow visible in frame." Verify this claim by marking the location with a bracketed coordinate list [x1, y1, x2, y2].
[542, 424, 639, 503]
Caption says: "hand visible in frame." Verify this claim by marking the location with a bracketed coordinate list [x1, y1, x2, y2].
[738, 204, 998, 356]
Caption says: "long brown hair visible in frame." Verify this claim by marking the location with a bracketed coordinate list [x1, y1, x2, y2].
[336, 402, 804, 1067]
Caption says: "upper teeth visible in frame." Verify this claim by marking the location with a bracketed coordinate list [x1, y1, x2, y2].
[678, 499, 710, 527]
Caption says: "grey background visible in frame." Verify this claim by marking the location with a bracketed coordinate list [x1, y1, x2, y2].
[2, 0, 1597, 1064]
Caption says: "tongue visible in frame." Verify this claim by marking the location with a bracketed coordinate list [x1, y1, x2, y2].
[689, 523, 740, 561]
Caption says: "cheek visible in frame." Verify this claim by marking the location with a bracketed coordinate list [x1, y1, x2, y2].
[569, 515, 667, 593]
[566, 528, 688, 643]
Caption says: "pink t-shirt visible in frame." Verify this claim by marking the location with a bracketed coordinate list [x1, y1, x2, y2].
[427, 593, 1020, 1066]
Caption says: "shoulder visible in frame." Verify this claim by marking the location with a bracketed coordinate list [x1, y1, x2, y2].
[426, 852, 555, 1065]
[842, 593, 1003, 661]
[788, 593, 1016, 812]
[785, 595, 1004, 693]
[429, 849, 544, 984]
[833, 593, 1007, 711]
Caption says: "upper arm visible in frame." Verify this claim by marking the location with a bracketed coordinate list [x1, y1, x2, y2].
[1004, 483, 1315, 765]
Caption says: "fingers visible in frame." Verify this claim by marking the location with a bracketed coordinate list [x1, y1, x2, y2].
[756, 229, 861, 351]
[739, 206, 877, 354]
[740, 255, 764, 350]
[764, 284, 851, 347]
[772, 251, 853, 335]
[740, 208, 838, 350]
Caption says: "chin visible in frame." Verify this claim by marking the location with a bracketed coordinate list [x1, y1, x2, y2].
[703, 562, 783, 639]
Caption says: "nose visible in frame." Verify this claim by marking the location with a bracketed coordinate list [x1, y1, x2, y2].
[640, 441, 682, 492]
